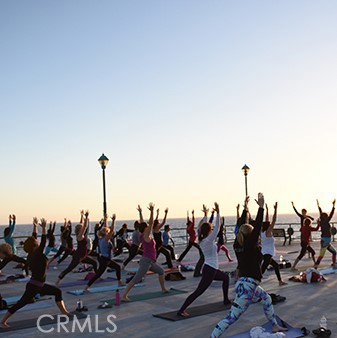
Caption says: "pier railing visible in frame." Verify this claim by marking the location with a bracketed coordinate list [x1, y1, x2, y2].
[1, 221, 336, 253]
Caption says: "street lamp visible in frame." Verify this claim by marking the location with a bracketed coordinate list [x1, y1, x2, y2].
[241, 164, 250, 197]
[98, 153, 109, 216]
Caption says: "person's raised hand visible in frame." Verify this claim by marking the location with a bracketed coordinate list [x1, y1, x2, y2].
[40, 218, 47, 228]
[255, 193, 264, 208]
[33, 217, 38, 225]
[148, 202, 155, 211]
[164, 208, 168, 214]
[274, 202, 278, 209]
[214, 202, 220, 214]
[332, 199, 336, 206]
[137, 205, 142, 213]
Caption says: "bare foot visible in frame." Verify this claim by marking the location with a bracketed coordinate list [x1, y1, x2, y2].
[122, 296, 130, 302]
[162, 288, 169, 293]
[0, 322, 9, 329]
[279, 281, 288, 286]
[272, 324, 288, 333]
[55, 279, 60, 287]
[118, 280, 126, 286]
[61, 311, 74, 317]
[177, 311, 189, 317]
[83, 288, 90, 293]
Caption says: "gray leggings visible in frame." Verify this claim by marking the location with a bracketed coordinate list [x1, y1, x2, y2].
[131, 256, 164, 284]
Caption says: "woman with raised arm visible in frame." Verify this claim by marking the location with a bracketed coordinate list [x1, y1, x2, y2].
[315, 199, 336, 268]
[291, 201, 314, 227]
[292, 217, 319, 270]
[122, 203, 168, 302]
[4, 215, 16, 255]
[163, 224, 176, 261]
[216, 217, 233, 262]
[122, 220, 143, 269]
[113, 223, 132, 257]
[260, 202, 287, 286]
[211, 193, 287, 337]
[153, 208, 174, 268]
[0, 218, 72, 328]
[83, 214, 124, 291]
[55, 210, 97, 286]
[45, 221, 58, 256]
[177, 202, 230, 317]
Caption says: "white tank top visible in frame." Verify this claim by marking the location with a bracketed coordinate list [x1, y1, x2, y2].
[261, 231, 275, 256]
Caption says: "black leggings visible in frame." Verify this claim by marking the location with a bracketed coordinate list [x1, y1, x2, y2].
[9, 282, 62, 314]
[56, 248, 73, 264]
[163, 245, 175, 260]
[261, 254, 282, 281]
[156, 246, 173, 268]
[178, 241, 201, 262]
[114, 239, 131, 257]
[58, 252, 97, 280]
[123, 244, 142, 267]
[178, 264, 229, 313]
[87, 256, 121, 286]
[297, 241, 315, 261]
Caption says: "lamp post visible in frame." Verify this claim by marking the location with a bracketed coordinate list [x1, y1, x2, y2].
[98, 153, 109, 216]
[241, 164, 250, 198]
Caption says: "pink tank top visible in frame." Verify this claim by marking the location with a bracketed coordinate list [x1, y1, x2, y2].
[140, 234, 156, 262]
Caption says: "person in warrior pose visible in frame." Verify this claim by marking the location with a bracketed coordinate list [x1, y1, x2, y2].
[211, 193, 287, 337]
[0, 218, 72, 328]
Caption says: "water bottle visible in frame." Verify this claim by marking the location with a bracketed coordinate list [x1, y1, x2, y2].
[77, 299, 83, 311]
[115, 289, 121, 306]
[320, 315, 327, 329]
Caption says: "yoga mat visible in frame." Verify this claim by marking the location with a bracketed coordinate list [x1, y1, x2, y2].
[228, 316, 307, 338]
[0, 312, 87, 333]
[153, 301, 232, 321]
[4, 296, 52, 306]
[67, 283, 144, 296]
[319, 266, 337, 275]
[103, 287, 187, 303]
[0, 299, 52, 315]
[126, 267, 179, 275]
[60, 276, 117, 288]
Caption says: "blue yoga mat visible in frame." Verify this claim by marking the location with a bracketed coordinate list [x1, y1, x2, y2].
[228, 316, 307, 338]
[67, 283, 144, 296]
[60, 276, 117, 288]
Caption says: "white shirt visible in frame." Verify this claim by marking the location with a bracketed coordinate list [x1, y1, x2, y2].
[199, 214, 221, 270]
[261, 231, 275, 256]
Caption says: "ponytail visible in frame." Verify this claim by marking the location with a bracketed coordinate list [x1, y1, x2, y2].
[198, 222, 212, 242]
[236, 224, 254, 247]
[237, 231, 245, 247]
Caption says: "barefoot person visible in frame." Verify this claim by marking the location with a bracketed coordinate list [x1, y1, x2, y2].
[292, 217, 319, 270]
[211, 193, 287, 337]
[177, 202, 230, 317]
[260, 202, 287, 286]
[0, 243, 29, 277]
[122, 203, 168, 301]
[315, 199, 336, 268]
[55, 210, 97, 286]
[4, 215, 17, 255]
[83, 214, 124, 291]
[0, 218, 72, 328]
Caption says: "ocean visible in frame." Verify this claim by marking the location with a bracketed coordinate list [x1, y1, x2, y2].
[2, 213, 334, 253]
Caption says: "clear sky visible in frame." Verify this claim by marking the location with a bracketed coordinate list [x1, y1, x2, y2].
[1, 1, 337, 224]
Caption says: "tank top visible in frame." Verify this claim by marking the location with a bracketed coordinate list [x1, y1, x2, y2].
[140, 234, 157, 262]
[261, 232, 275, 256]
[76, 237, 88, 257]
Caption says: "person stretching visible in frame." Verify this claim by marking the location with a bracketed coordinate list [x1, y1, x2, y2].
[122, 203, 168, 302]
[163, 224, 176, 261]
[4, 215, 16, 255]
[55, 210, 97, 286]
[315, 199, 336, 268]
[292, 217, 319, 270]
[211, 193, 287, 337]
[84, 214, 124, 291]
[0, 243, 29, 276]
[0, 218, 72, 328]
[153, 208, 173, 268]
[260, 202, 287, 286]
[177, 202, 230, 317]
[122, 220, 143, 269]
[45, 221, 58, 255]
[216, 217, 233, 261]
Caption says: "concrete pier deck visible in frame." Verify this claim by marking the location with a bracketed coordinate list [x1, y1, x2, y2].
[1, 240, 336, 337]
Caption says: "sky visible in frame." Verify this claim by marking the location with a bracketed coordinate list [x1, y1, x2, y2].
[1, 1, 337, 225]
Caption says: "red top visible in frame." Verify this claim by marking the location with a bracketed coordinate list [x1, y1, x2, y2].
[187, 223, 196, 243]
[301, 224, 319, 244]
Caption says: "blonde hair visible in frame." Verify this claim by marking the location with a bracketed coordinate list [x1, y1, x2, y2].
[75, 224, 83, 236]
[237, 224, 253, 246]
[98, 227, 110, 238]
[0, 243, 12, 256]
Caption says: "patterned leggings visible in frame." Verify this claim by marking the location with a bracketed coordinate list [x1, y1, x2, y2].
[211, 277, 277, 337]
[316, 237, 336, 266]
